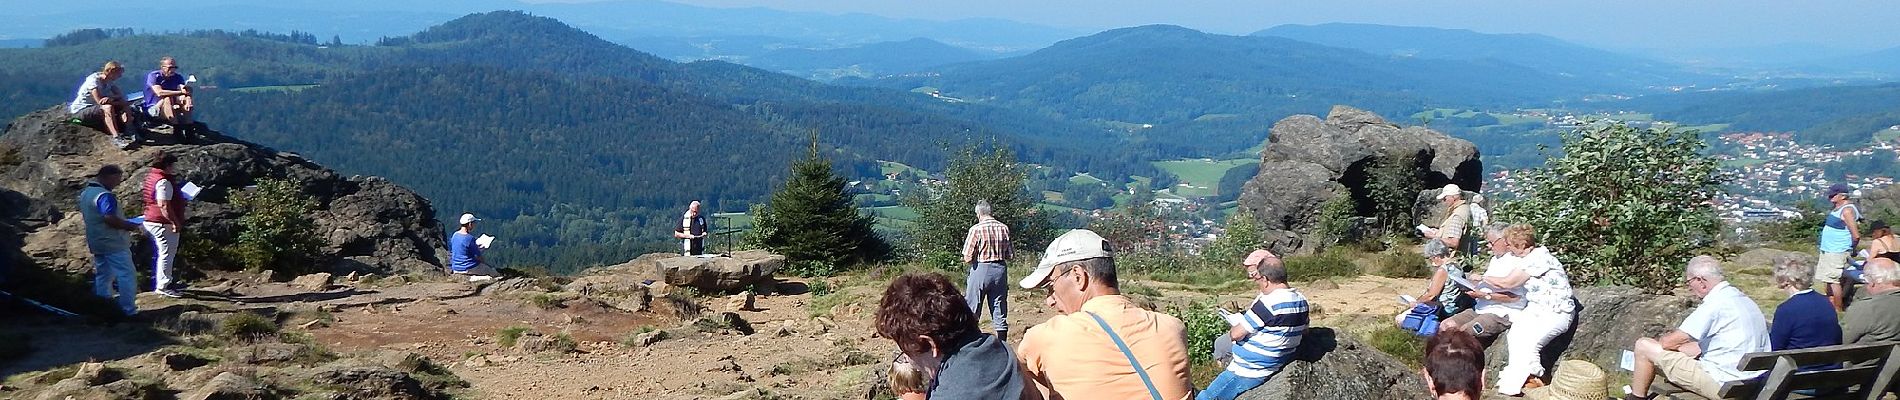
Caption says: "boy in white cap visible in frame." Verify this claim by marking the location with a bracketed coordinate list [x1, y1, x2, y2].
[1015, 229, 1191, 400]
[449, 213, 497, 282]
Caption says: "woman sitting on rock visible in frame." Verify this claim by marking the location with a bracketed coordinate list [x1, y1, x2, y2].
[1395, 239, 1472, 334]
[873, 272, 1023, 399]
[1442, 224, 1528, 341]
[1478, 224, 1576, 396]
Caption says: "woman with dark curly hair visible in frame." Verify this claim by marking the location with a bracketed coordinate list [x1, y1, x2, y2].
[875, 272, 1024, 399]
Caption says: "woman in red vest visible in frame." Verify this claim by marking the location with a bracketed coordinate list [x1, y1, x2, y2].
[141, 153, 188, 298]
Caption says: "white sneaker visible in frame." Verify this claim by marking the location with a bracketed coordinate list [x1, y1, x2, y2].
[468, 275, 495, 283]
[154, 289, 185, 298]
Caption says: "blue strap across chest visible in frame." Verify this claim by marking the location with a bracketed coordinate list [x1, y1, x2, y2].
[1086, 311, 1164, 400]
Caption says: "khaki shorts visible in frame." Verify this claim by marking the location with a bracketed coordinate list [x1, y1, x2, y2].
[1650, 350, 1722, 399]
[1444, 310, 1512, 339]
[1815, 252, 1848, 284]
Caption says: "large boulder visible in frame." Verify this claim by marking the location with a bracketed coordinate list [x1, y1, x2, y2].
[1239, 328, 1431, 400]
[0, 106, 447, 278]
[655, 250, 783, 293]
[1237, 106, 1482, 255]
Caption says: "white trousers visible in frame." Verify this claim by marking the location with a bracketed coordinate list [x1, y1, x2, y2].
[142, 222, 180, 290]
[1497, 311, 1572, 395]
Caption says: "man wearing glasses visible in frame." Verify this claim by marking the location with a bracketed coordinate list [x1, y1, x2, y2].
[1015, 229, 1191, 400]
[1623, 256, 1769, 400]
[142, 57, 197, 137]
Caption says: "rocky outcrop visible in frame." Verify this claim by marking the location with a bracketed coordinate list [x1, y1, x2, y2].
[1239, 328, 1431, 400]
[0, 106, 447, 278]
[655, 250, 784, 293]
[1481, 286, 1695, 386]
[1237, 106, 1482, 255]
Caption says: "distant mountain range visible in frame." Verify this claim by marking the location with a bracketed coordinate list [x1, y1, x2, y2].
[1253, 23, 1713, 90]
[857, 24, 1599, 156]
[0, 11, 1139, 270]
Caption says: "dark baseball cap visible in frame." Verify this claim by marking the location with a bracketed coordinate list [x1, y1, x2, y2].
[1825, 184, 1853, 200]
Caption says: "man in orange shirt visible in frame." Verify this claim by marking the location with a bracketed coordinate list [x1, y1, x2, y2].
[1016, 229, 1192, 400]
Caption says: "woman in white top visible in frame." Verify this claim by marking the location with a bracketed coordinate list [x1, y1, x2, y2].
[1479, 224, 1576, 396]
[1442, 224, 1528, 339]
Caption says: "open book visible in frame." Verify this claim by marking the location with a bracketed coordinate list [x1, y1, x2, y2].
[475, 234, 495, 249]
[1449, 275, 1517, 297]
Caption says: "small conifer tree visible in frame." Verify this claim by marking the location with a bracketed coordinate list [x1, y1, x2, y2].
[748, 137, 886, 276]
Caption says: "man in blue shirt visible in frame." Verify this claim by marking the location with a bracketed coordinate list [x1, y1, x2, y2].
[79, 165, 143, 316]
[1201, 250, 1308, 400]
[449, 213, 497, 282]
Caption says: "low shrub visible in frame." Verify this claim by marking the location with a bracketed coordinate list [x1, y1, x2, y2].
[219, 311, 279, 343]
[1284, 248, 1361, 282]
[496, 326, 531, 348]
[1370, 251, 1430, 279]
[1367, 326, 1426, 368]
[1168, 302, 1228, 366]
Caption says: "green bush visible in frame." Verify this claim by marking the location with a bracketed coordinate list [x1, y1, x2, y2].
[549, 333, 578, 353]
[1367, 326, 1426, 368]
[228, 179, 324, 274]
[904, 145, 1054, 263]
[1169, 302, 1229, 366]
[219, 311, 279, 342]
[1284, 248, 1362, 281]
[1497, 122, 1726, 293]
[782, 260, 840, 278]
[1315, 194, 1358, 247]
[1201, 210, 1264, 266]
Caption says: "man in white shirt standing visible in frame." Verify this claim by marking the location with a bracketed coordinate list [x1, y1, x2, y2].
[1624, 256, 1770, 400]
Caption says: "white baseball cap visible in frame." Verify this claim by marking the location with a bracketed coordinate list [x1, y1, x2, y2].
[459, 213, 480, 225]
[1436, 183, 1463, 199]
[1019, 229, 1114, 289]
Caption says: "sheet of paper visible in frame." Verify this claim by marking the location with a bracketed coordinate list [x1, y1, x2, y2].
[1620, 350, 1636, 371]
[1398, 294, 1417, 305]
[1415, 224, 1432, 235]
[475, 234, 495, 249]
[179, 182, 203, 201]
[1447, 274, 1477, 291]
[1217, 308, 1246, 326]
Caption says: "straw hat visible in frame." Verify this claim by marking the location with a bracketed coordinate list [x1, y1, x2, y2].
[1524, 360, 1610, 400]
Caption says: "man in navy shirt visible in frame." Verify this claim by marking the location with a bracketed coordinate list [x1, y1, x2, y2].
[142, 57, 196, 133]
[449, 213, 497, 282]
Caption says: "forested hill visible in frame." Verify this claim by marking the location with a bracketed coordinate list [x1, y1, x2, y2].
[857, 24, 1591, 158]
[1252, 23, 1709, 90]
[0, 11, 1156, 271]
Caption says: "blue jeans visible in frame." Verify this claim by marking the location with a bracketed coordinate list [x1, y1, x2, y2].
[1197, 370, 1271, 400]
[92, 250, 137, 315]
[966, 262, 1008, 332]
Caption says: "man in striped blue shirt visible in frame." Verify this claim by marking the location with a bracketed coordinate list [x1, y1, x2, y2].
[1201, 249, 1309, 400]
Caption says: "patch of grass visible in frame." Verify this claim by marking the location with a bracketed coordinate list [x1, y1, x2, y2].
[1151, 158, 1257, 198]
[527, 293, 561, 309]
[808, 280, 832, 297]
[1366, 326, 1426, 368]
[619, 327, 665, 347]
[219, 311, 280, 343]
[1370, 251, 1430, 279]
[496, 326, 531, 348]
[1285, 248, 1363, 282]
[549, 333, 578, 353]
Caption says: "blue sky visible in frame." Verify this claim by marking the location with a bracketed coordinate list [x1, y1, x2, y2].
[646, 0, 1900, 51]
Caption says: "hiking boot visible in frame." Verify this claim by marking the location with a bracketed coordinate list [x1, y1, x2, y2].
[111, 135, 135, 150]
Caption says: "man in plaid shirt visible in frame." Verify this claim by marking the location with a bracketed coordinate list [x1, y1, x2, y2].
[964, 200, 1013, 341]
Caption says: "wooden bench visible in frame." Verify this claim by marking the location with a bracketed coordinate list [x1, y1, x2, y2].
[1716, 341, 1900, 400]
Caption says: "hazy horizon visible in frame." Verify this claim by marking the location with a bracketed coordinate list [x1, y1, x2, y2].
[610, 0, 1900, 51]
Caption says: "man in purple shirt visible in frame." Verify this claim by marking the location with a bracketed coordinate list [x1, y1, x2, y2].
[142, 57, 196, 134]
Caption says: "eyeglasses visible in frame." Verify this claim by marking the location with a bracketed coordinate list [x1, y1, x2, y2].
[161, 66, 178, 70]
[1039, 266, 1077, 293]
